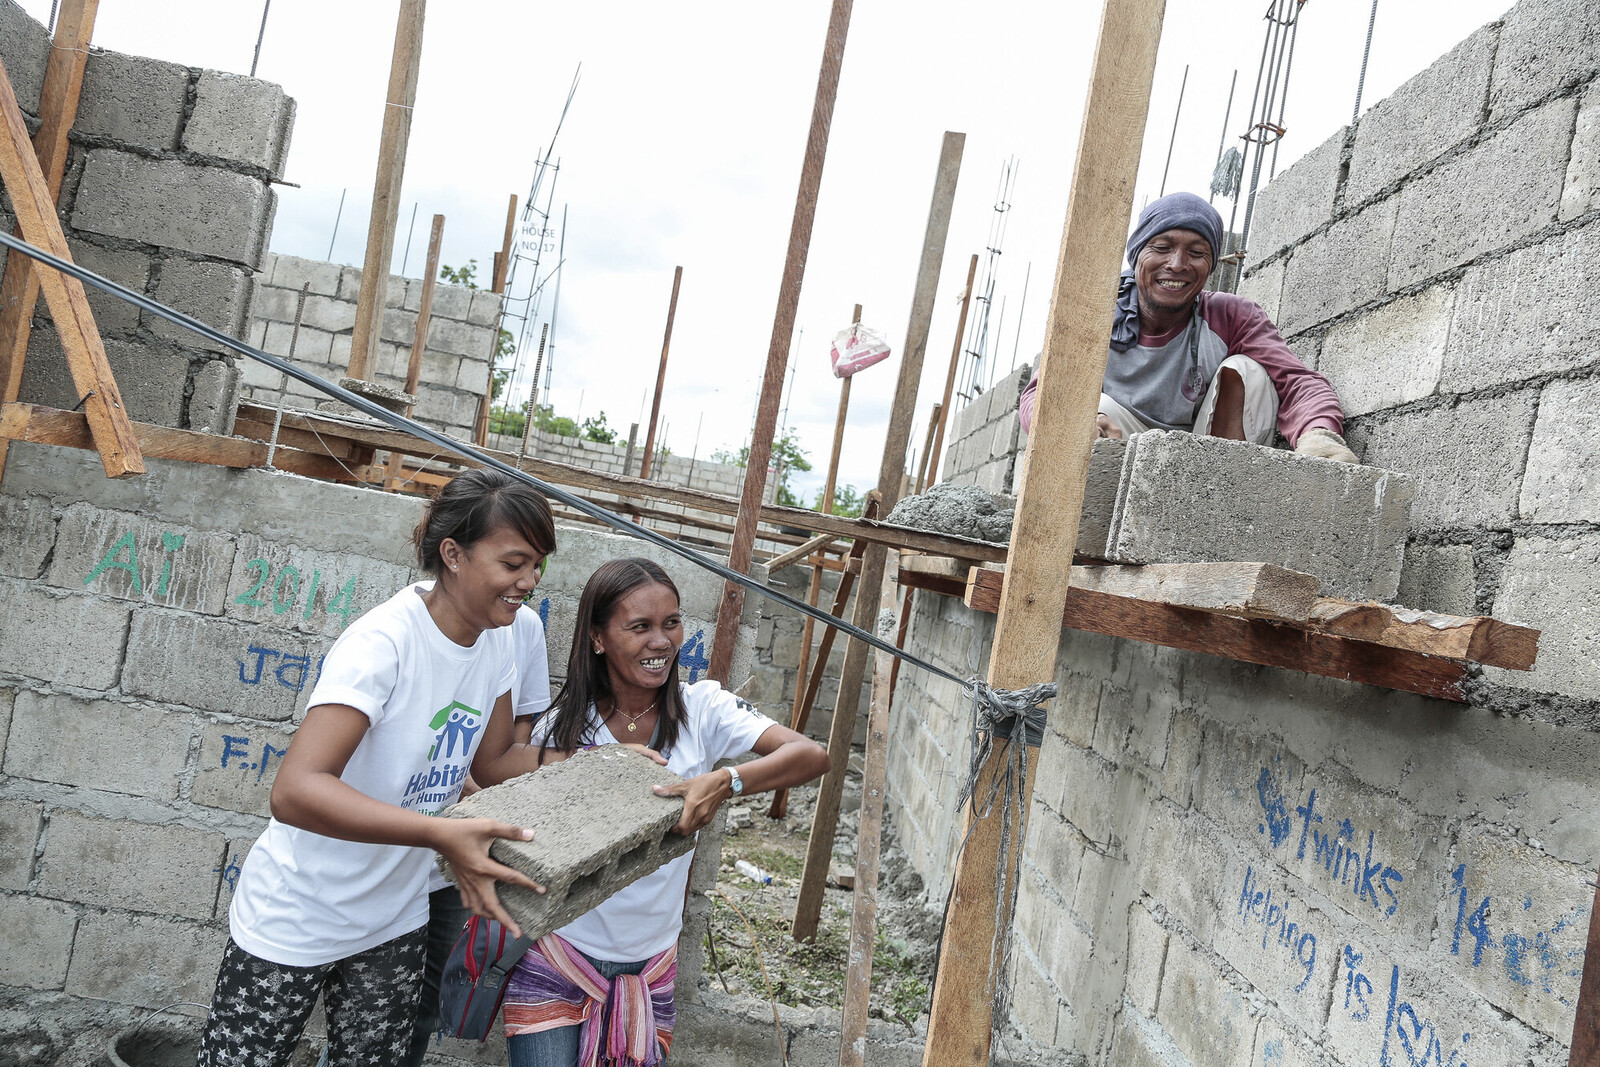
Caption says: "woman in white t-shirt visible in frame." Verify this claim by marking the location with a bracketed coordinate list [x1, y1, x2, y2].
[483, 557, 830, 1067]
[198, 469, 558, 1067]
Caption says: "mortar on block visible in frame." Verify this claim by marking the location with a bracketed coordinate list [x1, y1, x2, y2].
[437, 745, 696, 940]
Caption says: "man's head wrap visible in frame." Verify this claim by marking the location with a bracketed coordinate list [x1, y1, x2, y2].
[1111, 192, 1227, 351]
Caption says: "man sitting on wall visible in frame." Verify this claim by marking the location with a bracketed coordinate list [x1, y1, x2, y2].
[1018, 191, 1358, 463]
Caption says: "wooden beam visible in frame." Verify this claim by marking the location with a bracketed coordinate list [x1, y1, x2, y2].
[913, 402, 941, 494]
[0, 0, 98, 485]
[384, 212, 444, 489]
[1570, 879, 1600, 1067]
[0, 402, 350, 482]
[764, 532, 837, 573]
[708, 0, 855, 685]
[0, 52, 143, 482]
[839, 548, 900, 1067]
[927, 253, 977, 486]
[491, 193, 517, 294]
[922, 1, 1165, 1061]
[639, 266, 681, 481]
[797, 131, 964, 941]
[1305, 598, 1539, 670]
[348, 0, 425, 381]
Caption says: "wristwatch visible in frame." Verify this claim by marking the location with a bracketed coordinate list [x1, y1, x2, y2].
[727, 766, 744, 796]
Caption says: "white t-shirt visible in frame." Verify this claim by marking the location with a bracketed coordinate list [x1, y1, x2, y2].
[415, 580, 550, 720]
[533, 680, 776, 962]
[229, 585, 516, 967]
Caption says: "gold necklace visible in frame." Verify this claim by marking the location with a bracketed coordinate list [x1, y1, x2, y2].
[616, 699, 658, 734]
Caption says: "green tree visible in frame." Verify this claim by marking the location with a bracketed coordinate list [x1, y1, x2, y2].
[532, 405, 579, 437]
[488, 404, 526, 437]
[439, 260, 480, 288]
[816, 482, 864, 518]
[581, 411, 617, 444]
[711, 429, 812, 507]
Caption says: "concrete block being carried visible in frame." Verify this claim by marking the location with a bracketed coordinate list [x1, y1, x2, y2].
[1104, 431, 1414, 601]
[438, 745, 695, 941]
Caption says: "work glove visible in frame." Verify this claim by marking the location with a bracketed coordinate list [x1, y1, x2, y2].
[1294, 427, 1359, 464]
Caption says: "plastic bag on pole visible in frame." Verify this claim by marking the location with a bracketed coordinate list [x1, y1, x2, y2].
[830, 323, 891, 378]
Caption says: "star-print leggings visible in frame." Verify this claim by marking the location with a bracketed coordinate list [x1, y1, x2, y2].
[197, 929, 427, 1067]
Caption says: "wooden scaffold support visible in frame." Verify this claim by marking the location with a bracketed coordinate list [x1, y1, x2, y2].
[383, 213, 445, 490]
[639, 266, 682, 481]
[919, 1, 1166, 1063]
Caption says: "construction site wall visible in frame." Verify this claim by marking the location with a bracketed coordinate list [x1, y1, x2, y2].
[0, 0, 292, 437]
[0, 439, 768, 1063]
[244, 253, 500, 443]
[889, 1, 1600, 1063]
[939, 363, 1031, 496]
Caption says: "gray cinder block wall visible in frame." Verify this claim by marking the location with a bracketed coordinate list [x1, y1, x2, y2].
[243, 253, 500, 442]
[888, 0, 1600, 1063]
[0, 0, 293, 437]
[0, 441, 760, 1063]
[938, 363, 1032, 495]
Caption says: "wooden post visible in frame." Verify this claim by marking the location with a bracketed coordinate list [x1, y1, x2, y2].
[0, 50, 142, 481]
[707, 0, 854, 686]
[770, 302, 857, 820]
[347, 0, 426, 381]
[639, 266, 682, 481]
[920, 2, 1166, 1062]
[383, 212, 443, 490]
[927, 253, 978, 487]
[794, 131, 964, 940]
[838, 548, 901, 1067]
[491, 193, 517, 294]
[914, 402, 941, 493]
[0, 0, 99, 482]
[1570, 879, 1600, 1065]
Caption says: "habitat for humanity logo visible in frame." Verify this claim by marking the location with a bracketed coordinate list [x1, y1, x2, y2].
[403, 700, 484, 811]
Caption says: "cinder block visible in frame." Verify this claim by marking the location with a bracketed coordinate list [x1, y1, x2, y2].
[1442, 221, 1600, 392]
[223, 534, 410, 637]
[1317, 283, 1453, 416]
[73, 49, 188, 151]
[269, 254, 341, 296]
[1235, 255, 1285, 323]
[49, 502, 235, 613]
[3, 691, 193, 800]
[190, 358, 240, 435]
[191, 721, 296, 816]
[71, 150, 275, 268]
[427, 317, 495, 358]
[1248, 128, 1346, 262]
[1489, 0, 1600, 120]
[150, 257, 255, 349]
[216, 836, 255, 915]
[182, 70, 296, 177]
[0, 895, 77, 990]
[295, 293, 358, 334]
[428, 283, 476, 322]
[1277, 197, 1398, 334]
[1520, 378, 1600, 524]
[1104, 431, 1414, 600]
[1562, 82, 1600, 220]
[1386, 95, 1575, 292]
[1251, 1020, 1319, 1067]
[0, 797, 43, 889]
[1443, 826, 1590, 1040]
[0, 0, 50, 115]
[1123, 904, 1167, 1016]
[37, 811, 225, 920]
[21, 325, 189, 427]
[468, 289, 504, 327]
[1489, 532, 1600, 699]
[121, 608, 329, 720]
[380, 306, 418, 348]
[440, 746, 697, 941]
[65, 910, 228, 1009]
[1346, 24, 1496, 206]
[0, 578, 131, 689]
[1155, 936, 1257, 1067]
[0, 494, 56, 579]
[66, 238, 151, 332]
[1345, 389, 1535, 533]
[1395, 542, 1476, 615]
[1212, 860, 1337, 1031]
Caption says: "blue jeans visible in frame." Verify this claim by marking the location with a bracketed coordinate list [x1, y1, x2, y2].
[505, 953, 655, 1067]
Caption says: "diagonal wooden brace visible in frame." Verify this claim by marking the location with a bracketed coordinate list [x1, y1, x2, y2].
[0, 43, 143, 480]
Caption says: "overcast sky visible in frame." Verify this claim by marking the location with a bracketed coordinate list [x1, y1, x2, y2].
[19, 0, 1511, 505]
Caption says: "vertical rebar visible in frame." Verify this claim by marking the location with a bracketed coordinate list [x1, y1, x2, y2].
[1353, 0, 1380, 126]
[250, 0, 272, 77]
[1159, 64, 1190, 198]
[399, 202, 419, 275]
[326, 188, 346, 261]
[1210, 69, 1239, 204]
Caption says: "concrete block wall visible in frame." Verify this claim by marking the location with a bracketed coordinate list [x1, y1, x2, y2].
[0, 441, 760, 1061]
[242, 253, 500, 441]
[0, 0, 292, 437]
[889, 1, 1600, 1062]
[938, 363, 1032, 495]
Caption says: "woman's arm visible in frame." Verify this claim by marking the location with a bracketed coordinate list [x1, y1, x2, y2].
[272, 701, 545, 936]
[470, 692, 553, 786]
[653, 724, 828, 834]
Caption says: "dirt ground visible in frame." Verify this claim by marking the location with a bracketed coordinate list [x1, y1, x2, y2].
[703, 768, 943, 1033]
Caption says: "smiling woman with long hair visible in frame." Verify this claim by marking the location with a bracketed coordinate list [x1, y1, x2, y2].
[487, 556, 829, 1067]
